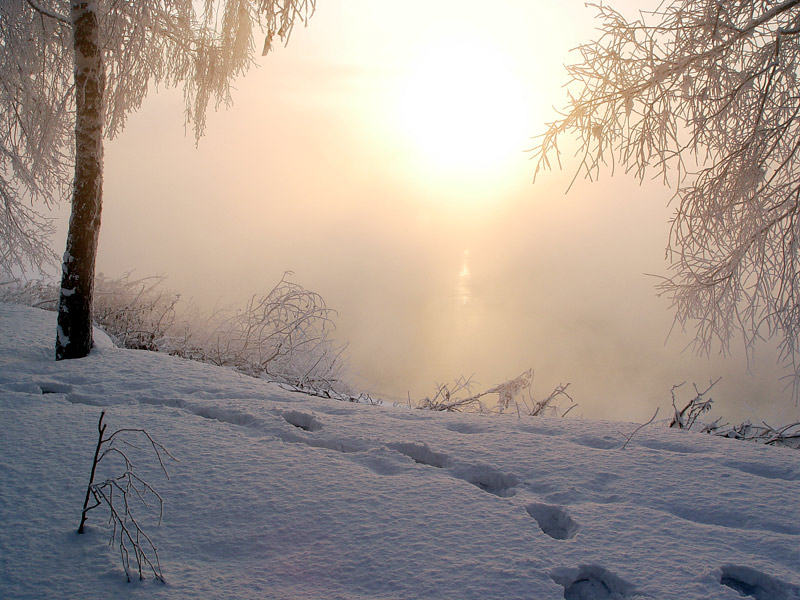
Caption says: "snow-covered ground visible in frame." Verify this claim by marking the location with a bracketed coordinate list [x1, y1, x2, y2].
[1, 303, 798, 600]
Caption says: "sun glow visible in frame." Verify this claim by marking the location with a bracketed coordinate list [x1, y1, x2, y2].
[397, 38, 529, 173]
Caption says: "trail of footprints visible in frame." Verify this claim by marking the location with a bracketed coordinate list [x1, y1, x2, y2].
[279, 410, 800, 600]
[38, 384, 799, 600]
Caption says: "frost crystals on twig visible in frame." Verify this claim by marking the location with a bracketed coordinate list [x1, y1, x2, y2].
[669, 378, 720, 429]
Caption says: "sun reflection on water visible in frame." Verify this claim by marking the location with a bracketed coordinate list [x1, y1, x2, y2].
[456, 249, 471, 305]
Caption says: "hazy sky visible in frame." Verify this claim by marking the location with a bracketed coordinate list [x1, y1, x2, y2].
[51, 0, 800, 424]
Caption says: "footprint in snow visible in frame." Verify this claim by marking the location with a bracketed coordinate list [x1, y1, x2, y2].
[37, 381, 73, 395]
[138, 396, 187, 409]
[313, 406, 357, 416]
[65, 393, 105, 406]
[443, 422, 488, 434]
[350, 447, 414, 476]
[282, 410, 323, 432]
[386, 412, 431, 421]
[387, 442, 452, 468]
[719, 565, 800, 600]
[449, 462, 521, 497]
[551, 565, 639, 600]
[526, 503, 579, 540]
[192, 405, 261, 427]
[283, 434, 367, 454]
[723, 461, 800, 482]
[387, 442, 520, 497]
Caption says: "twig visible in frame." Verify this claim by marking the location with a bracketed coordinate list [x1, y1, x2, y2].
[621, 407, 660, 450]
[79, 411, 107, 534]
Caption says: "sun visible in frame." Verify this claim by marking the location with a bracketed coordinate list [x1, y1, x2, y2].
[396, 38, 529, 173]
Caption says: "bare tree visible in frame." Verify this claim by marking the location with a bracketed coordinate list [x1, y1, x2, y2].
[1, 0, 316, 360]
[533, 1, 800, 401]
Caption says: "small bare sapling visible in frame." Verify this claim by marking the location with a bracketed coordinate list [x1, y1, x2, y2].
[78, 411, 176, 582]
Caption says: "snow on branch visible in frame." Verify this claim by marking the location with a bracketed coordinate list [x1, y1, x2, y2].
[25, 0, 69, 24]
[416, 374, 491, 413]
[415, 369, 577, 416]
[169, 271, 348, 394]
[518, 381, 577, 418]
[1, 0, 319, 275]
[669, 378, 720, 429]
[667, 378, 800, 449]
[533, 0, 800, 403]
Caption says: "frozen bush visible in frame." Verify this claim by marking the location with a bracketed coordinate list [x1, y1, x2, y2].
[0, 278, 59, 309]
[666, 379, 800, 449]
[92, 274, 180, 351]
[1, 272, 350, 396]
[0, 273, 179, 351]
[167, 272, 348, 393]
[416, 369, 577, 416]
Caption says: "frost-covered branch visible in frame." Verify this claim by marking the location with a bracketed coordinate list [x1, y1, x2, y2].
[1, 1, 318, 353]
[519, 381, 576, 418]
[25, 0, 69, 24]
[534, 0, 800, 402]
[669, 378, 720, 429]
[92, 273, 180, 350]
[415, 369, 576, 416]
[169, 272, 347, 392]
[416, 374, 490, 412]
[665, 379, 800, 448]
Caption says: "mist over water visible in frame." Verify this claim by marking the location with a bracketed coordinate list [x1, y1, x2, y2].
[50, 0, 800, 426]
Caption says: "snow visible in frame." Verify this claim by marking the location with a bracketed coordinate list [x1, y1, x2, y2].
[0, 303, 798, 600]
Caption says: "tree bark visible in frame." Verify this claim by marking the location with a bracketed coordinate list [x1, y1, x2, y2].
[56, 1, 104, 360]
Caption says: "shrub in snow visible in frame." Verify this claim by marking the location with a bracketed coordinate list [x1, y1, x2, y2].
[668, 379, 718, 430]
[92, 274, 180, 351]
[667, 379, 800, 449]
[706, 419, 800, 449]
[166, 272, 348, 394]
[1, 272, 350, 396]
[0, 273, 179, 350]
[0, 278, 59, 309]
[517, 380, 577, 418]
[416, 374, 490, 412]
[416, 369, 577, 416]
[78, 411, 176, 582]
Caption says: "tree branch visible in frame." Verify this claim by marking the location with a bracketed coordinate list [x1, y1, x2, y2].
[25, 0, 69, 25]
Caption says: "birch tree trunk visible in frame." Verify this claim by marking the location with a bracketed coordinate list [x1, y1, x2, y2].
[56, 1, 105, 360]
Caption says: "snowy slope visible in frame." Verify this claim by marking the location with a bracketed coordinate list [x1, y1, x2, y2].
[0, 303, 798, 600]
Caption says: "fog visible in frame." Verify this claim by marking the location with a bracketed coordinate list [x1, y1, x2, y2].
[52, 0, 799, 424]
